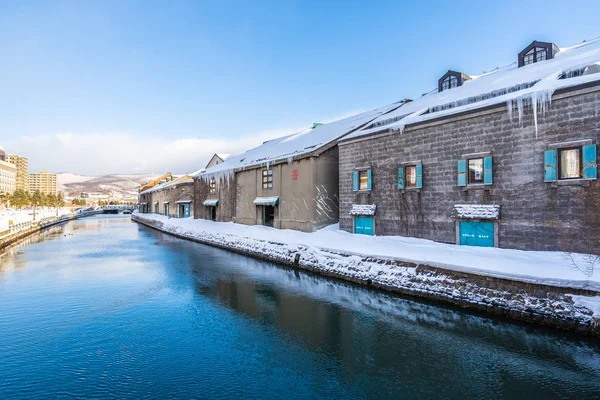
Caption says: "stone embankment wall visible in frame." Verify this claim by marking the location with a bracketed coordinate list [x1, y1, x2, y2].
[132, 213, 600, 337]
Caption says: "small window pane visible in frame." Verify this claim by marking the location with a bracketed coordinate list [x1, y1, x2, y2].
[262, 169, 273, 189]
[359, 171, 369, 190]
[524, 53, 534, 65]
[405, 165, 417, 187]
[559, 148, 581, 179]
[526, 48, 535, 55]
[468, 158, 484, 184]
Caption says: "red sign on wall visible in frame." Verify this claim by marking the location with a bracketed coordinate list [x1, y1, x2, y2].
[292, 169, 299, 181]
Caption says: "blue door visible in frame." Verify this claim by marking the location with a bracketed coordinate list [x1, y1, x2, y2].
[459, 221, 495, 247]
[183, 204, 190, 218]
[354, 217, 374, 236]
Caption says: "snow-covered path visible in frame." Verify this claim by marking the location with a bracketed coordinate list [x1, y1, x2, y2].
[133, 213, 600, 291]
[0, 208, 72, 231]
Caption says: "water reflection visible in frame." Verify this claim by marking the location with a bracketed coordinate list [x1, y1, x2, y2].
[0, 216, 599, 400]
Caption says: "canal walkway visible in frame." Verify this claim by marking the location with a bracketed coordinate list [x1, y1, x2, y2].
[132, 212, 600, 336]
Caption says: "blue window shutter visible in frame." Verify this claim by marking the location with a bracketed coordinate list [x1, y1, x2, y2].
[352, 171, 359, 191]
[457, 160, 467, 186]
[416, 164, 423, 188]
[544, 149, 557, 182]
[397, 167, 405, 189]
[367, 169, 373, 190]
[483, 156, 493, 185]
[582, 144, 597, 180]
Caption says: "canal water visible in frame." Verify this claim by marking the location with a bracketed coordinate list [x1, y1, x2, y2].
[0, 216, 599, 399]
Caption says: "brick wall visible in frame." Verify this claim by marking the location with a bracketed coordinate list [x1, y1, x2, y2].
[193, 175, 237, 222]
[339, 86, 600, 253]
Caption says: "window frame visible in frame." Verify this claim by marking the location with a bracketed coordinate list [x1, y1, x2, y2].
[262, 168, 273, 190]
[467, 157, 485, 185]
[558, 147, 583, 180]
[209, 178, 216, 194]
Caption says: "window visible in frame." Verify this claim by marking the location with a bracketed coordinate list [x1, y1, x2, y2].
[398, 164, 422, 189]
[262, 169, 273, 189]
[441, 75, 458, 91]
[405, 165, 417, 187]
[524, 47, 547, 66]
[559, 148, 582, 179]
[209, 178, 216, 194]
[544, 144, 596, 182]
[468, 158, 484, 184]
[359, 171, 369, 190]
[353, 169, 372, 191]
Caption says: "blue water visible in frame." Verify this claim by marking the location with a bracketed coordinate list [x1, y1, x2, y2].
[0, 215, 599, 399]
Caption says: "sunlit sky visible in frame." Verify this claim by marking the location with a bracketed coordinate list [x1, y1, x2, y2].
[2, 0, 600, 175]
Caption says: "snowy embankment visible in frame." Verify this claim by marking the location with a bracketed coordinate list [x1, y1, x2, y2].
[133, 213, 600, 334]
[0, 208, 72, 231]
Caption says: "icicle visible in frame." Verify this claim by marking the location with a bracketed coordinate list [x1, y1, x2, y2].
[517, 97, 524, 126]
[531, 93, 539, 138]
[287, 156, 293, 165]
[506, 99, 513, 122]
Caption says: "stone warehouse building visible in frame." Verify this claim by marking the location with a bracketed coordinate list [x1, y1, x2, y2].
[338, 38, 600, 253]
[194, 103, 405, 232]
[139, 174, 195, 218]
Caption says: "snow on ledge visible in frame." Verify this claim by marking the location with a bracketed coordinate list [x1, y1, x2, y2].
[453, 204, 500, 220]
[253, 197, 279, 206]
[132, 213, 600, 291]
[349, 204, 376, 216]
[203, 199, 219, 206]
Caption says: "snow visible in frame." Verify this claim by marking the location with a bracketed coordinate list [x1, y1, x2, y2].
[453, 204, 500, 219]
[132, 213, 600, 291]
[253, 196, 279, 206]
[194, 102, 403, 181]
[203, 199, 219, 206]
[175, 200, 192, 204]
[344, 38, 600, 141]
[349, 204, 377, 216]
[0, 208, 72, 231]
[568, 294, 600, 318]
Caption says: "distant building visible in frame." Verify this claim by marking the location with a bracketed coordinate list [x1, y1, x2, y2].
[5, 154, 29, 192]
[0, 146, 17, 195]
[139, 174, 194, 218]
[29, 170, 57, 195]
[205, 154, 230, 169]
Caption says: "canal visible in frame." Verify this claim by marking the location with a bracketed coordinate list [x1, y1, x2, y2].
[0, 215, 599, 399]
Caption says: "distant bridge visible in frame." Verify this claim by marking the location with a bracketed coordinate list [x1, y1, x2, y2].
[100, 205, 135, 214]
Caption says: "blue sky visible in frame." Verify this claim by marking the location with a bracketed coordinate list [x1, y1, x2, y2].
[2, 0, 600, 175]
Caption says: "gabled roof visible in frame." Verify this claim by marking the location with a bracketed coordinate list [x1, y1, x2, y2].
[195, 102, 403, 179]
[140, 174, 192, 195]
[343, 37, 600, 142]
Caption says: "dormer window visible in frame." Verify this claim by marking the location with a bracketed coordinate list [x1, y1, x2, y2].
[438, 70, 471, 93]
[518, 40, 559, 68]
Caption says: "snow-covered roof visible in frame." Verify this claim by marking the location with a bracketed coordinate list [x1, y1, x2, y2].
[217, 154, 230, 160]
[349, 204, 376, 216]
[195, 102, 402, 180]
[343, 38, 600, 141]
[140, 175, 192, 195]
[203, 199, 219, 206]
[453, 204, 500, 220]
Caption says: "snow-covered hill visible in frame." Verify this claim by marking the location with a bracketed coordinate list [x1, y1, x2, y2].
[57, 173, 157, 198]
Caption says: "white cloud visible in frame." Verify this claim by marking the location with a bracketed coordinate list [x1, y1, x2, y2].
[3, 127, 304, 176]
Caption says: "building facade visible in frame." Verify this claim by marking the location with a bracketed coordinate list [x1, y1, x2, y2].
[29, 170, 57, 195]
[338, 39, 600, 254]
[5, 154, 29, 192]
[193, 104, 403, 232]
[0, 147, 17, 195]
[139, 175, 195, 218]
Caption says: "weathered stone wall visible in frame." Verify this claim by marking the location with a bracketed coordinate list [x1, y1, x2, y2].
[193, 175, 236, 222]
[339, 85, 600, 253]
[143, 183, 195, 218]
